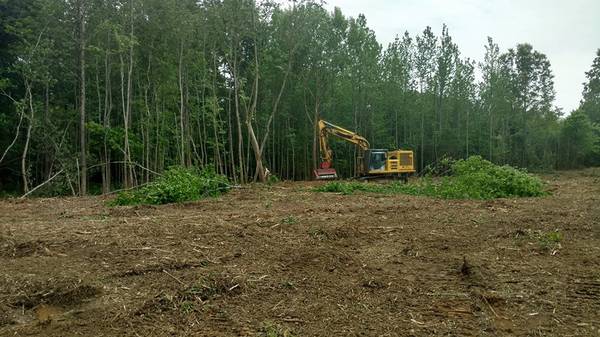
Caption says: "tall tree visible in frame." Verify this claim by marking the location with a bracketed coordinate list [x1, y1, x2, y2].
[77, 0, 87, 195]
[581, 49, 600, 124]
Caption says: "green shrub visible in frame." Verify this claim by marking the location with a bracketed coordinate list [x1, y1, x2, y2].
[314, 156, 547, 200]
[110, 166, 229, 206]
[439, 156, 547, 199]
[267, 174, 281, 185]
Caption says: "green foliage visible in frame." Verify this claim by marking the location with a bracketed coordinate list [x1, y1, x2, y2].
[179, 301, 195, 314]
[259, 322, 295, 337]
[87, 122, 143, 158]
[439, 156, 547, 199]
[538, 230, 562, 251]
[267, 174, 281, 185]
[0, 0, 598, 194]
[559, 111, 599, 168]
[581, 49, 600, 124]
[315, 156, 547, 199]
[110, 166, 229, 206]
[281, 215, 298, 225]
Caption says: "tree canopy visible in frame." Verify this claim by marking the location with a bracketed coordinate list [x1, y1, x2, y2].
[0, 0, 598, 195]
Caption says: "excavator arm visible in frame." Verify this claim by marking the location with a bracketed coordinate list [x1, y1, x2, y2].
[315, 119, 370, 179]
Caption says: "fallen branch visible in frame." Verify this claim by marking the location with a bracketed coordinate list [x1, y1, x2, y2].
[0, 96, 24, 165]
[87, 161, 161, 178]
[162, 269, 185, 285]
[104, 182, 151, 195]
[19, 169, 64, 198]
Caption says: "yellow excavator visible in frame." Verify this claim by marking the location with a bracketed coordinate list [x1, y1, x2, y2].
[314, 119, 415, 180]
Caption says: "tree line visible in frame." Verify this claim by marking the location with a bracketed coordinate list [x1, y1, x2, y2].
[0, 0, 599, 195]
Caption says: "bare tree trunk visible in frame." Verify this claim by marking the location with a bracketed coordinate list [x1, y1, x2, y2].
[212, 106, 223, 173]
[122, 0, 134, 187]
[312, 89, 320, 173]
[21, 83, 34, 193]
[227, 89, 237, 184]
[0, 95, 24, 165]
[144, 54, 152, 182]
[420, 109, 424, 171]
[103, 39, 110, 190]
[195, 84, 206, 166]
[154, 90, 161, 172]
[102, 36, 112, 193]
[178, 39, 186, 166]
[245, 30, 266, 183]
[232, 54, 245, 184]
[466, 108, 470, 156]
[78, 0, 87, 195]
[119, 54, 128, 188]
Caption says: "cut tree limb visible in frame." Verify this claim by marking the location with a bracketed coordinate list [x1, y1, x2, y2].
[20, 169, 64, 198]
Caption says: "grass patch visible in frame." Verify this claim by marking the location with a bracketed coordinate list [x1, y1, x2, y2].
[110, 166, 229, 206]
[259, 322, 295, 337]
[179, 301, 195, 314]
[282, 215, 298, 225]
[314, 156, 548, 200]
[538, 230, 562, 251]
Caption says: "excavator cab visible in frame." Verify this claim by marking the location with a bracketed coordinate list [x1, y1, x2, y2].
[365, 149, 388, 172]
[362, 149, 415, 178]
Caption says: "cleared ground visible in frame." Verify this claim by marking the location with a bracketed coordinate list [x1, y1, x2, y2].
[1, 170, 599, 336]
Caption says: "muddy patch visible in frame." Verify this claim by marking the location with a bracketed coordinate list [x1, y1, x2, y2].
[135, 274, 242, 316]
[12, 283, 100, 309]
[0, 238, 51, 258]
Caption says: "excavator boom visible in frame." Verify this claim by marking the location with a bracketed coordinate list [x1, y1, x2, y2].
[315, 119, 369, 179]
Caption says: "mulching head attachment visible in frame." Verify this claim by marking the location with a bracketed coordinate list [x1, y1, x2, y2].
[314, 168, 338, 180]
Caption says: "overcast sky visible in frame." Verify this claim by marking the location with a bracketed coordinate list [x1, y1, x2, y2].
[321, 0, 600, 113]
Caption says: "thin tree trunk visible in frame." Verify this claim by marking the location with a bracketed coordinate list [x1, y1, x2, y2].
[227, 89, 236, 184]
[119, 54, 128, 188]
[79, 0, 87, 195]
[144, 54, 152, 182]
[232, 53, 245, 184]
[420, 109, 424, 171]
[123, 0, 134, 187]
[178, 39, 186, 166]
[0, 98, 24, 165]
[21, 84, 34, 193]
[103, 37, 112, 193]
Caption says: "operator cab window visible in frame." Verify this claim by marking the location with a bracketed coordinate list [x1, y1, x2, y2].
[370, 152, 386, 170]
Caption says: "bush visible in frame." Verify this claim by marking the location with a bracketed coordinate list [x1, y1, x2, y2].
[314, 156, 547, 200]
[267, 174, 281, 185]
[111, 166, 229, 206]
[439, 156, 547, 199]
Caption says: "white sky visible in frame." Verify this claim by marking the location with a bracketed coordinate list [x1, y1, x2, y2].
[322, 0, 600, 113]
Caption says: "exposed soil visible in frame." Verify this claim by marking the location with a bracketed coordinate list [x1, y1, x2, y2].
[1, 169, 599, 336]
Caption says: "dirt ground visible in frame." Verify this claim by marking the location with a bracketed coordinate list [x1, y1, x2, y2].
[1, 170, 599, 337]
